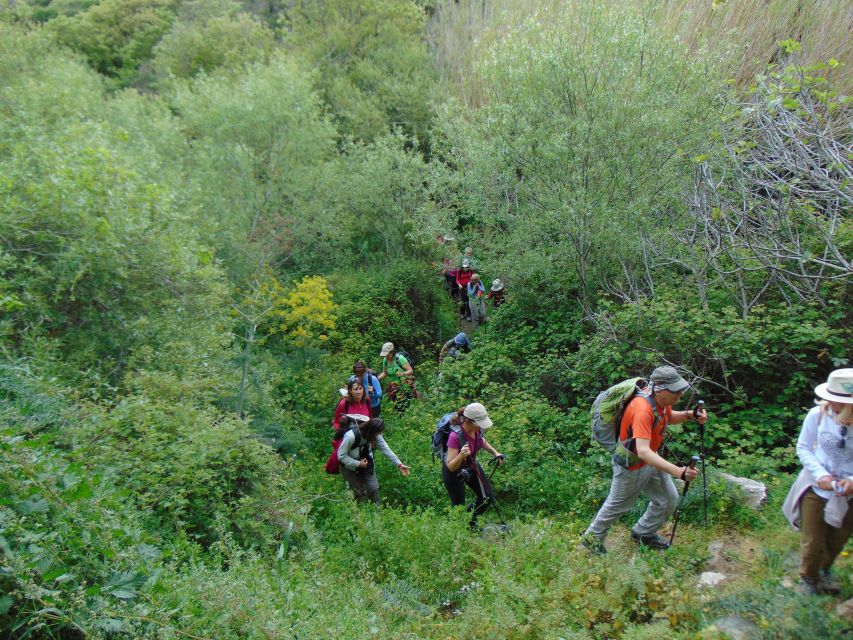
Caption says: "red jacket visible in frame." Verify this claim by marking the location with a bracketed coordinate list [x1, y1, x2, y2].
[333, 397, 372, 430]
[456, 269, 473, 287]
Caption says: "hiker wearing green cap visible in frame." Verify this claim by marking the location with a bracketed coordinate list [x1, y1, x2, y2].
[582, 366, 707, 553]
[439, 332, 471, 364]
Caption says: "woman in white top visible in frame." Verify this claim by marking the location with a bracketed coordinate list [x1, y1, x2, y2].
[337, 417, 410, 504]
[793, 368, 853, 595]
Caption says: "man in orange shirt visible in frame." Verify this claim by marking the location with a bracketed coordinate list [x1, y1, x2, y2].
[582, 366, 708, 552]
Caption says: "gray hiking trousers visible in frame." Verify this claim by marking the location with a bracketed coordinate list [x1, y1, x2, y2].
[584, 461, 678, 540]
[341, 467, 380, 504]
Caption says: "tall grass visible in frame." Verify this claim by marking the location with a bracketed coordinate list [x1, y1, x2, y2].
[429, 0, 853, 105]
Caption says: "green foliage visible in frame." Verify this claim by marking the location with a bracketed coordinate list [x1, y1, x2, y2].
[327, 261, 457, 363]
[47, 0, 177, 87]
[435, 1, 723, 310]
[0, 25, 232, 387]
[283, 0, 436, 145]
[73, 395, 306, 547]
[153, 9, 275, 80]
[170, 54, 337, 281]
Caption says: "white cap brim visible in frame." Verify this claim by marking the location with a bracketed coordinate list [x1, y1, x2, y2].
[815, 382, 853, 404]
[343, 413, 371, 423]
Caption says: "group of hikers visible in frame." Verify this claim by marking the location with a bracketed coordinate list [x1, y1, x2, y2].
[323, 341, 503, 529]
[437, 241, 506, 327]
[322, 239, 853, 597]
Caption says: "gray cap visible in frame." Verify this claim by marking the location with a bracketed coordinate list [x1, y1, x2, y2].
[649, 366, 690, 393]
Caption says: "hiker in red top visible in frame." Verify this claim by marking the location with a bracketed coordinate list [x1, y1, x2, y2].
[455, 260, 474, 320]
[332, 378, 372, 432]
[582, 366, 707, 553]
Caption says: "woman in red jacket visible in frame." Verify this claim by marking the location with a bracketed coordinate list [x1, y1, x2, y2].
[455, 259, 474, 320]
[333, 378, 373, 435]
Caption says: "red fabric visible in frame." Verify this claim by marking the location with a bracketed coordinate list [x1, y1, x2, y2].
[456, 269, 473, 287]
[324, 438, 342, 474]
[332, 397, 372, 430]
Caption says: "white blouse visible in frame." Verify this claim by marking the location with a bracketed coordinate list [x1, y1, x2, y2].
[796, 405, 853, 500]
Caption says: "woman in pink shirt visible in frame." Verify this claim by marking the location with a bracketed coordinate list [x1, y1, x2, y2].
[443, 403, 504, 530]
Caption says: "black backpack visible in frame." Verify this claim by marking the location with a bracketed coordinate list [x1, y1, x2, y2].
[396, 350, 414, 368]
[343, 425, 374, 473]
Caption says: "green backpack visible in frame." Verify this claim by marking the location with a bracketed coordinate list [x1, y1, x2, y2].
[590, 378, 659, 456]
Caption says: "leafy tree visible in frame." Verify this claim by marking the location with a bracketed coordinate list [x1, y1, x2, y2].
[436, 2, 723, 313]
[283, 0, 436, 145]
[47, 0, 177, 87]
[171, 54, 337, 283]
[0, 25, 230, 387]
[153, 8, 276, 80]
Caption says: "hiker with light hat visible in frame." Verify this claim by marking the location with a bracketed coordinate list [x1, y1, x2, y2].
[377, 342, 418, 402]
[467, 274, 487, 328]
[782, 369, 853, 596]
[486, 279, 506, 308]
[459, 246, 478, 271]
[439, 332, 471, 364]
[582, 365, 706, 552]
[455, 261, 474, 320]
[443, 402, 504, 529]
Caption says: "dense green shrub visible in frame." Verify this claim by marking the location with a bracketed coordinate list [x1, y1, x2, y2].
[71, 396, 307, 548]
[327, 261, 457, 364]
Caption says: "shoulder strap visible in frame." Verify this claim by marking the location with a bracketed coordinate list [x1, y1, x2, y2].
[396, 353, 405, 367]
[637, 391, 661, 430]
[623, 388, 661, 452]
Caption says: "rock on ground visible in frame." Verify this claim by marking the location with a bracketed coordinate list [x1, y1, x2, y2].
[719, 472, 767, 509]
[699, 571, 727, 588]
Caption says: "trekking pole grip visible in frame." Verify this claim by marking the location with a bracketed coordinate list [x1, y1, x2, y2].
[693, 399, 704, 419]
[682, 455, 700, 493]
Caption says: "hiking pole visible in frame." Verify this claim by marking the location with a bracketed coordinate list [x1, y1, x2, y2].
[482, 455, 509, 529]
[694, 400, 708, 526]
[669, 455, 700, 546]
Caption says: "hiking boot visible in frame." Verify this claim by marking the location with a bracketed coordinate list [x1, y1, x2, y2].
[630, 530, 670, 550]
[818, 570, 841, 595]
[795, 579, 819, 596]
[580, 535, 607, 555]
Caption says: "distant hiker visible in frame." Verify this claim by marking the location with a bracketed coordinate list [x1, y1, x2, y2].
[467, 274, 487, 328]
[459, 245, 478, 271]
[486, 279, 506, 308]
[441, 259, 461, 303]
[377, 342, 418, 403]
[337, 417, 410, 504]
[350, 360, 383, 416]
[582, 366, 705, 553]
[333, 377, 373, 431]
[455, 261, 474, 320]
[782, 369, 853, 596]
[442, 403, 504, 530]
[439, 332, 471, 364]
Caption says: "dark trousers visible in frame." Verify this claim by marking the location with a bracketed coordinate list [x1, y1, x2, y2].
[800, 489, 853, 580]
[442, 461, 494, 525]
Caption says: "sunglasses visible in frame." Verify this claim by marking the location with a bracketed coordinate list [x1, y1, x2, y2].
[840, 426, 848, 449]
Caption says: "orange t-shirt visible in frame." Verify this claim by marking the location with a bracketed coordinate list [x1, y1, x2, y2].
[619, 392, 672, 470]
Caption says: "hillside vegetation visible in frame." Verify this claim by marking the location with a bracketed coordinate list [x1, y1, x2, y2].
[0, 1, 850, 638]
